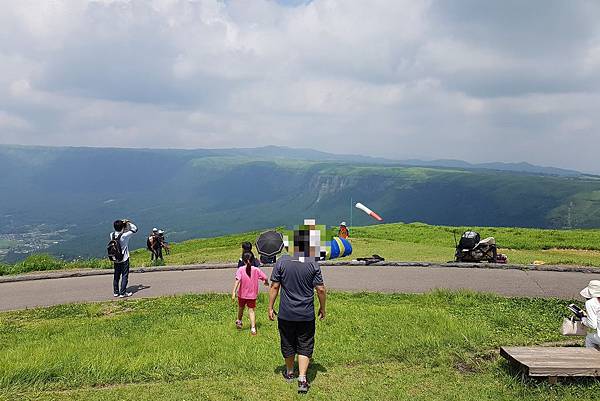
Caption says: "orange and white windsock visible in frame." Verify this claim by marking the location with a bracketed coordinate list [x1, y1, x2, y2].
[355, 202, 383, 221]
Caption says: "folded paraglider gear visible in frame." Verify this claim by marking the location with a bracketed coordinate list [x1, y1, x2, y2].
[328, 237, 352, 260]
[455, 231, 497, 263]
[357, 254, 385, 265]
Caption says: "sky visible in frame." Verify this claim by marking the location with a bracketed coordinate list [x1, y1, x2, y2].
[0, 0, 599, 172]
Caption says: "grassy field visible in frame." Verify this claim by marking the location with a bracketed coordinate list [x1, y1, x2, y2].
[0, 291, 597, 400]
[350, 223, 600, 266]
[3, 223, 600, 276]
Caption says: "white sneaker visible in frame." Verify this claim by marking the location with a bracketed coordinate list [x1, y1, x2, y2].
[113, 293, 119, 297]
[118, 292, 133, 298]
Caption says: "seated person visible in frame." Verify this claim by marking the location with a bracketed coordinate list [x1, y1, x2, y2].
[580, 280, 600, 348]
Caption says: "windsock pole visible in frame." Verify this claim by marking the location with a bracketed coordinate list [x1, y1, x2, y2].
[350, 197, 353, 227]
[355, 202, 383, 222]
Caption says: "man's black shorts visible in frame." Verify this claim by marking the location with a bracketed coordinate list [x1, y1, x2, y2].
[278, 318, 315, 358]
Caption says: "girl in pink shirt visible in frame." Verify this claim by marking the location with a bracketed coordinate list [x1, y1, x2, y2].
[232, 251, 269, 335]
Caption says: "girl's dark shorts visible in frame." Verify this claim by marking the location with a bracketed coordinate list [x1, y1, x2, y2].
[238, 297, 256, 309]
[277, 318, 316, 358]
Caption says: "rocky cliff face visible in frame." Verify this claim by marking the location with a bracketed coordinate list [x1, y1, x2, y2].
[309, 174, 353, 204]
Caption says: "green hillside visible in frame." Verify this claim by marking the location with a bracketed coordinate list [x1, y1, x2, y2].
[3, 223, 600, 276]
[2, 145, 600, 261]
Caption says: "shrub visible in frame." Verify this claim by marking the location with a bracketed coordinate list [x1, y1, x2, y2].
[66, 258, 111, 270]
[0, 262, 12, 276]
[14, 254, 66, 274]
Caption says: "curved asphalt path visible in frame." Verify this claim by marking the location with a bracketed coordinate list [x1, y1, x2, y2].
[1, 265, 599, 311]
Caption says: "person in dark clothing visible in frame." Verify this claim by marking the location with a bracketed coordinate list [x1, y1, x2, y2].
[238, 241, 260, 268]
[147, 228, 159, 261]
[110, 219, 138, 298]
[268, 220, 327, 394]
[153, 236, 163, 261]
[147, 229, 169, 262]
[158, 230, 170, 255]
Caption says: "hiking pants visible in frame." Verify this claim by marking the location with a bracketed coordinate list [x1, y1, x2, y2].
[586, 333, 600, 348]
[113, 259, 130, 295]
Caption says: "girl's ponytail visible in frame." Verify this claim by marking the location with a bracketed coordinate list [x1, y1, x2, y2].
[242, 251, 253, 278]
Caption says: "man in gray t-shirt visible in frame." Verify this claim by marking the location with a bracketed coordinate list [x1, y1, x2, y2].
[270, 254, 324, 321]
[268, 223, 327, 395]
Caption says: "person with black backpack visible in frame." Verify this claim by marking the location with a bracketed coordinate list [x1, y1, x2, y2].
[108, 219, 138, 298]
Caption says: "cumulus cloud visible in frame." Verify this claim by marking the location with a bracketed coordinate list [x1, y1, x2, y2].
[0, 0, 599, 172]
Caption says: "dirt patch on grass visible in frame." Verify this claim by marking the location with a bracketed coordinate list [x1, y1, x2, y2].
[99, 304, 134, 317]
[538, 339, 584, 347]
[542, 248, 600, 256]
[500, 247, 600, 256]
[454, 350, 497, 374]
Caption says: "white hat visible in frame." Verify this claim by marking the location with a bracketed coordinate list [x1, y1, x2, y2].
[152, 228, 158, 232]
[580, 280, 600, 298]
[158, 230, 164, 234]
[340, 222, 347, 226]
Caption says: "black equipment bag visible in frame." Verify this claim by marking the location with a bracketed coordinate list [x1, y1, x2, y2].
[458, 231, 480, 250]
[260, 254, 276, 264]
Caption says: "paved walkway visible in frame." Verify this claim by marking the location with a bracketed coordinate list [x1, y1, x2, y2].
[1, 265, 599, 311]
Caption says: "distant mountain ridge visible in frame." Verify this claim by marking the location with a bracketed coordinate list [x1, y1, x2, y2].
[397, 158, 584, 177]
[201, 145, 585, 176]
[4, 144, 582, 177]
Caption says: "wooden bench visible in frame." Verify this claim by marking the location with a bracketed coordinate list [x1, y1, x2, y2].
[500, 346, 600, 383]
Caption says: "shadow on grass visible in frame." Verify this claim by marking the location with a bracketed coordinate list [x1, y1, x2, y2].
[127, 284, 151, 295]
[274, 361, 327, 382]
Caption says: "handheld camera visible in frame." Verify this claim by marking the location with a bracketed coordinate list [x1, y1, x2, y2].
[567, 303, 585, 319]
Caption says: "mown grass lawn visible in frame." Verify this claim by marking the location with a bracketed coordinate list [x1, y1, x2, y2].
[135, 223, 600, 268]
[0, 291, 598, 400]
[4, 222, 600, 276]
[128, 223, 600, 268]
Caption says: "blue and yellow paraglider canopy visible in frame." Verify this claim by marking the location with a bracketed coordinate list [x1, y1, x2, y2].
[327, 236, 352, 260]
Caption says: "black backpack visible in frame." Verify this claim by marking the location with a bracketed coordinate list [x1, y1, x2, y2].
[458, 231, 480, 250]
[260, 254, 276, 264]
[107, 232, 124, 262]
